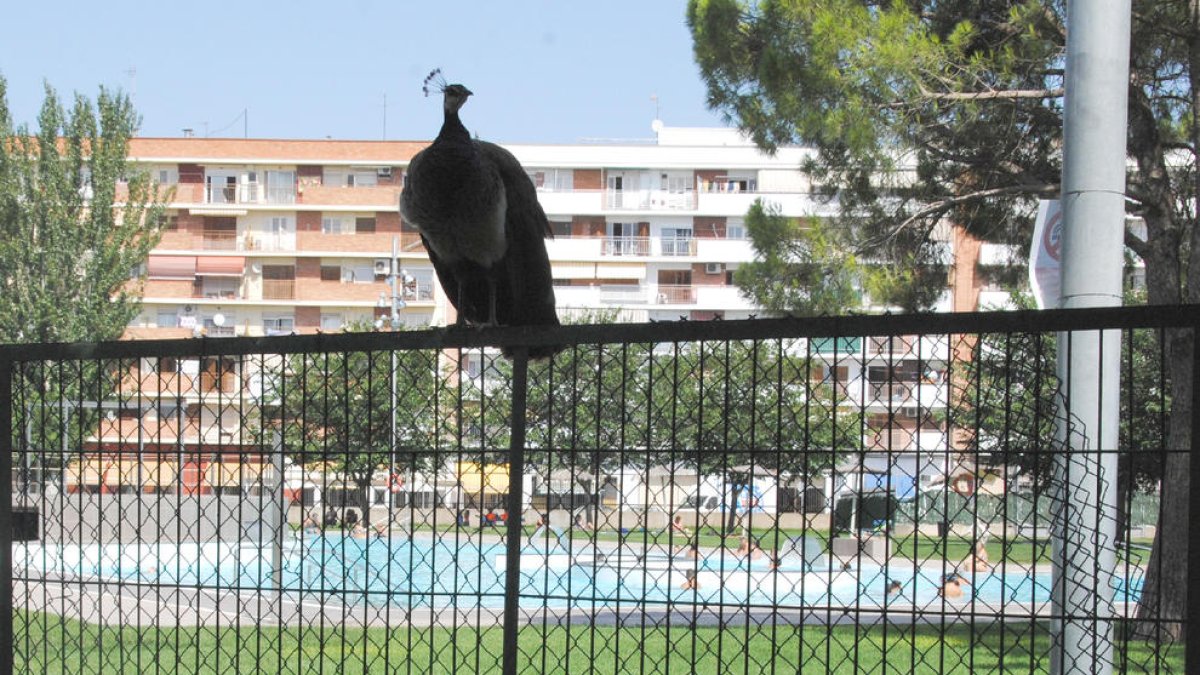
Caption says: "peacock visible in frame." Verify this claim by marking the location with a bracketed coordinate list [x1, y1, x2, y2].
[400, 70, 560, 358]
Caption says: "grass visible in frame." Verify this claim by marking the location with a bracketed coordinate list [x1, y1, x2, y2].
[14, 612, 1182, 674]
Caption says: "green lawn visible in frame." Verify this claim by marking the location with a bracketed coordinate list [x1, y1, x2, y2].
[14, 612, 1182, 673]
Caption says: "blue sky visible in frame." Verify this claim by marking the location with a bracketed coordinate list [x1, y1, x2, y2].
[0, 1, 727, 144]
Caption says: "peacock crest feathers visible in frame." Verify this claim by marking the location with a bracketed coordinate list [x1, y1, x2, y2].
[422, 69, 448, 97]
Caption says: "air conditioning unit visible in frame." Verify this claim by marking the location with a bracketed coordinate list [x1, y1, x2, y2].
[377, 167, 393, 178]
[705, 263, 725, 275]
[374, 259, 391, 275]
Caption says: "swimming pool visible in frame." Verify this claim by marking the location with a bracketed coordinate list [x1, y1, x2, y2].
[12, 534, 1141, 613]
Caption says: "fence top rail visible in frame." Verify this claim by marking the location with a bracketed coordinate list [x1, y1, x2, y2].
[0, 304, 1197, 363]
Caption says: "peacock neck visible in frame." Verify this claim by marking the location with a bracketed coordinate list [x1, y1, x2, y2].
[437, 110, 471, 144]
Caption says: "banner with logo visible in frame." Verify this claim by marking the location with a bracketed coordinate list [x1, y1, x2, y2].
[1029, 199, 1063, 309]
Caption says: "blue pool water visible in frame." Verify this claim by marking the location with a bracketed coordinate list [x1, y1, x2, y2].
[13, 534, 1142, 611]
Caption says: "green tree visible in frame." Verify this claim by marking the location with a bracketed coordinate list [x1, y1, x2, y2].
[0, 77, 167, 344]
[688, 0, 1195, 635]
[1, 77, 166, 473]
[279, 332, 441, 524]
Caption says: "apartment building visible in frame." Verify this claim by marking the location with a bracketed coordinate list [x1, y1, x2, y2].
[72, 125, 992, 494]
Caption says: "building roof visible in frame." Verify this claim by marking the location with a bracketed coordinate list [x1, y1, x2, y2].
[128, 137, 427, 165]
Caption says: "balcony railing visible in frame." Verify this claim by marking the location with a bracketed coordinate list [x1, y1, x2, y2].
[204, 181, 296, 205]
[602, 237, 650, 256]
[655, 285, 697, 304]
[262, 279, 296, 300]
[598, 285, 646, 304]
[604, 190, 695, 211]
[660, 237, 696, 257]
[199, 231, 238, 251]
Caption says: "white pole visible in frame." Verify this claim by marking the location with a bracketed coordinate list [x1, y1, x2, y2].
[1052, 1, 1130, 673]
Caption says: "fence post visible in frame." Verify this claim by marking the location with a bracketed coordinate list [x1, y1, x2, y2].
[1188, 315, 1200, 672]
[0, 357, 13, 675]
[502, 348, 530, 675]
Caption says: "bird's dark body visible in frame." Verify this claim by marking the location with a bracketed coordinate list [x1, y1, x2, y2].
[400, 83, 560, 357]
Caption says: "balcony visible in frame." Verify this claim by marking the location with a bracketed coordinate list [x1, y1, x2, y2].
[598, 285, 646, 304]
[694, 237, 754, 263]
[604, 190, 695, 211]
[655, 285, 696, 304]
[535, 189, 603, 215]
[602, 237, 650, 257]
[658, 238, 696, 257]
[296, 184, 401, 208]
[204, 182, 295, 205]
[199, 231, 238, 251]
[262, 279, 296, 300]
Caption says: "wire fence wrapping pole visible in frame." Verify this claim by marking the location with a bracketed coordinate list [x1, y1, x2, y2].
[502, 348, 530, 675]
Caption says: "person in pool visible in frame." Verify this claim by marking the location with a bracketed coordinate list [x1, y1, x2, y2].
[886, 580, 903, 597]
[938, 573, 970, 599]
[681, 568, 700, 591]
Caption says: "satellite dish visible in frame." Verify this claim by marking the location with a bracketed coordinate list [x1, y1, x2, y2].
[651, 119, 664, 134]
[212, 313, 226, 327]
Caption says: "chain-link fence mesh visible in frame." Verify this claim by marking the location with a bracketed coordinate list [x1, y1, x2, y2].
[2, 307, 1194, 673]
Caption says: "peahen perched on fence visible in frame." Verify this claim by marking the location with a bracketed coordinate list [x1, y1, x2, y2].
[400, 70, 560, 359]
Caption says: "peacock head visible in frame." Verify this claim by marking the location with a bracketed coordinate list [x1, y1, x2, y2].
[423, 69, 473, 114]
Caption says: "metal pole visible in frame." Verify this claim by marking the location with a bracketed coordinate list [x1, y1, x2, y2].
[501, 348, 530, 675]
[1052, 1, 1130, 673]
[1188, 309, 1200, 672]
[0, 359, 14, 675]
[270, 428, 285, 590]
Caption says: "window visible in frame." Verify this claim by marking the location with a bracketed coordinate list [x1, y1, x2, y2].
[348, 171, 377, 187]
[265, 170, 296, 203]
[345, 264, 374, 283]
[355, 217, 376, 233]
[322, 217, 344, 234]
[263, 315, 295, 335]
[270, 216, 292, 234]
[526, 169, 572, 191]
[726, 223, 746, 239]
[156, 311, 177, 328]
[549, 221, 572, 238]
[320, 265, 341, 282]
[320, 314, 343, 331]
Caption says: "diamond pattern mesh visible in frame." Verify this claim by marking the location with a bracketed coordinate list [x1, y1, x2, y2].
[2, 316, 1188, 672]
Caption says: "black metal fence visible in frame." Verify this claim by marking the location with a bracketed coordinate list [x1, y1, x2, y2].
[2, 306, 1198, 673]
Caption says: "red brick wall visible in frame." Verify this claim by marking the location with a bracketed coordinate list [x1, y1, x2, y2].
[297, 211, 322, 232]
[178, 164, 203, 184]
[695, 169, 725, 192]
[377, 212, 401, 233]
[574, 169, 602, 190]
[691, 263, 727, 286]
[296, 258, 321, 279]
[572, 216, 605, 237]
[295, 307, 321, 328]
[693, 216, 727, 238]
[297, 165, 323, 187]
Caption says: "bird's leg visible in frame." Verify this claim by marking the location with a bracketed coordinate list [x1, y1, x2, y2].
[486, 278, 498, 326]
[454, 279, 468, 327]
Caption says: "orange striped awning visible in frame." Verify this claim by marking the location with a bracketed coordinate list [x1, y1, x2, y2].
[147, 255, 197, 279]
[195, 256, 245, 276]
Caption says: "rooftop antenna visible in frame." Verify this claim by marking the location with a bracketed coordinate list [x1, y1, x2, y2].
[125, 66, 137, 106]
[382, 93, 388, 140]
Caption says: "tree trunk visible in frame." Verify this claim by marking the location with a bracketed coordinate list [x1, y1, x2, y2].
[1131, 327, 1192, 641]
[727, 483, 744, 536]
